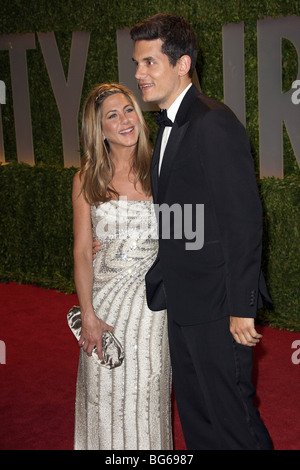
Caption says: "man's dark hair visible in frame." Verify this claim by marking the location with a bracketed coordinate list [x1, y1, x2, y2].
[130, 13, 198, 78]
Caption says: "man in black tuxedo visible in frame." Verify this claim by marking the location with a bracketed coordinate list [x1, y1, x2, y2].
[131, 14, 273, 450]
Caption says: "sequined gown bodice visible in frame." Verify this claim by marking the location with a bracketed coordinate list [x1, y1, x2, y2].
[74, 201, 172, 450]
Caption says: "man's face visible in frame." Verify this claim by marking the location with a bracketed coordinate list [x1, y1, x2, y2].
[132, 39, 182, 110]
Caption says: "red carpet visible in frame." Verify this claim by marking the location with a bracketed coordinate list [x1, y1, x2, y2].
[0, 282, 299, 450]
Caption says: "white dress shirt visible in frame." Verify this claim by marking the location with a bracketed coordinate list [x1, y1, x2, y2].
[158, 83, 192, 174]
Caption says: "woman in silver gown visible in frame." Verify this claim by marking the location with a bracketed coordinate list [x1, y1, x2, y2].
[72, 83, 172, 450]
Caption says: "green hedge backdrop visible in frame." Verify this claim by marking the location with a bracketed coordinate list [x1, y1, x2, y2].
[1, 0, 300, 330]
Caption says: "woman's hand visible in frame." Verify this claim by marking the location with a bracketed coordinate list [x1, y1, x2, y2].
[79, 311, 113, 360]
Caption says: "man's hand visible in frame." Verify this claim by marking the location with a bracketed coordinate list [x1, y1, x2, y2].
[230, 316, 262, 347]
[92, 239, 101, 260]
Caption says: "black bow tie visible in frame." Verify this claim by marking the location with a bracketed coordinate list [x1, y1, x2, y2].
[154, 109, 173, 128]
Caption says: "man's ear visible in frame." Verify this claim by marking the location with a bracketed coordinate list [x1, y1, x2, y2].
[178, 55, 192, 77]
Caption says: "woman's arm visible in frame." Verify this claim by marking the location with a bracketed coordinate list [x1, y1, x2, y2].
[72, 172, 113, 359]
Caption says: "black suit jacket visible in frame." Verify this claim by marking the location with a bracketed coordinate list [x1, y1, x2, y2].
[145, 85, 271, 325]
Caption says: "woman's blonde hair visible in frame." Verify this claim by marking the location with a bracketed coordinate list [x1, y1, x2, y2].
[80, 83, 152, 204]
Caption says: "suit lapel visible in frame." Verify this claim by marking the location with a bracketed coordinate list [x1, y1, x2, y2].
[151, 85, 201, 203]
[150, 126, 164, 203]
[158, 120, 189, 202]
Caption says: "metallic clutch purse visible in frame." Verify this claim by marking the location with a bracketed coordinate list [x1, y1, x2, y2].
[67, 306, 124, 369]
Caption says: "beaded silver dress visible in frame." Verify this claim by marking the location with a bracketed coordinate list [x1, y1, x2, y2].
[74, 200, 172, 450]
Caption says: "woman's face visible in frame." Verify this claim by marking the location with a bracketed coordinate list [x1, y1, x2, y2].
[101, 93, 140, 152]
